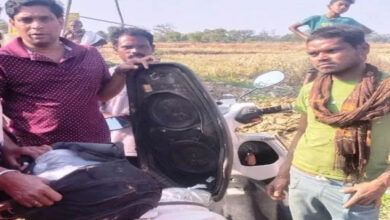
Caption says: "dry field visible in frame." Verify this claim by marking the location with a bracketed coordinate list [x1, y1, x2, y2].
[102, 42, 390, 86]
[101, 41, 390, 144]
[101, 42, 390, 219]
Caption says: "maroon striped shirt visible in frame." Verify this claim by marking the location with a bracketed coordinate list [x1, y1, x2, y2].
[0, 38, 110, 146]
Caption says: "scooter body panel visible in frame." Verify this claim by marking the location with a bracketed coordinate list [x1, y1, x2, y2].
[232, 133, 287, 180]
[220, 101, 287, 181]
[126, 63, 233, 201]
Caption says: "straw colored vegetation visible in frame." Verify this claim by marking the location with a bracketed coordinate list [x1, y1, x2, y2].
[101, 42, 390, 219]
[381, 193, 390, 220]
[102, 42, 390, 86]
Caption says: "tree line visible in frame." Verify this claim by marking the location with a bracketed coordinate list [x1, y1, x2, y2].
[2, 19, 388, 43]
[97, 24, 390, 43]
[1, 19, 389, 43]
[99, 24, 305, 43]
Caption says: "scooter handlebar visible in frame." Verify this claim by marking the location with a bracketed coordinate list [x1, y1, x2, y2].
[235, 104, 293, 124]
[257, 104, 293, 115]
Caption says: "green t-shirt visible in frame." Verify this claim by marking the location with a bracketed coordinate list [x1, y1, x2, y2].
[293, 74, 390, 181]
[301, 15, 364, 32]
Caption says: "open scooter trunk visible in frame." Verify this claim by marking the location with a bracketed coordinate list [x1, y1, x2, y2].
[126, 63, 233, 201]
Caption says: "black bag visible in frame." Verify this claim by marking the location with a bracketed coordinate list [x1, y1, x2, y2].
[0, 142, 162, 220]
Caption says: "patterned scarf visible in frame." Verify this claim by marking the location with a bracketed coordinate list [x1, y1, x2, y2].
[309, 64, 390, 180]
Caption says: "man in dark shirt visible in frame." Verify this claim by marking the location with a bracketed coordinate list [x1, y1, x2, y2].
[0, 0, 157, 208]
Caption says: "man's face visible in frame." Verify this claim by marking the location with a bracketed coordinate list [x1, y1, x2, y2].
[115, 35, 154, 62]
[329, 1, 351, 14]
[10, 5, 63, 49]
[70, 20, 82, 32]
[306, 37, 368, 75]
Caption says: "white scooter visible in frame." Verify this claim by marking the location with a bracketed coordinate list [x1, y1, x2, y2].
[214, 71, 292, 220]
[218, 70, 289, 181]
[126, 65, 291, 220]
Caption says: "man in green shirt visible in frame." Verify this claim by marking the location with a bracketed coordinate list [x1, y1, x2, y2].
[266, 26, 390, 220]
[289, 0, 372, 85]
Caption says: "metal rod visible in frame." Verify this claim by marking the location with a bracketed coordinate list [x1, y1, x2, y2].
[80, 16, 134, 27]
[114, 0, 125, 28]
[238, 88, 258, 101]
[62, 0, 73, 36]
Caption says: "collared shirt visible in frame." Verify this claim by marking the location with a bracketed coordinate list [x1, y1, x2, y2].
[100, 67, 129, 116]
[0, 37, 111, 146]
[100, 67, 136, 156]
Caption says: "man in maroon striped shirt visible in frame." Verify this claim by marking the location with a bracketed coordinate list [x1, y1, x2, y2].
[0, 0, 158, 208]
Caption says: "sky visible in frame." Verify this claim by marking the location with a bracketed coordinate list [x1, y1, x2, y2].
[0, 0, 389, 35]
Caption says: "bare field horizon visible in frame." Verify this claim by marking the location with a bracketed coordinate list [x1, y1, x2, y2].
[101, 42, 390, 87]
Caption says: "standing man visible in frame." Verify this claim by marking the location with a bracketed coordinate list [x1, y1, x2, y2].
[64, 19, 107, 48]
[101, 27, 158, 165]
[289, 0, 371, 40]
[0, 0, 156, 208]
[289, 0, 372, 84]
[266, 26, 390, 220]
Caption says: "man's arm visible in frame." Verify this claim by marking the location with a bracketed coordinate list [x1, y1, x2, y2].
[289, 22, 309, 40]
[342, 168, 390, 208]
[97, 55, 160, 102]
[0, 168, 62, 207]
[97, 67, 127, 102]
[2, 130, 51, 169]
[265, 114, 307, 200]
[0, 130, 61, 208]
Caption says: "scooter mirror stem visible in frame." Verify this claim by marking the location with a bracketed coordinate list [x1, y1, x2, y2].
[237, 88, 259, 101]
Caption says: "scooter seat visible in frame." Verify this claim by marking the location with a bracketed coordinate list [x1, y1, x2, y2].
[137, 188, 226, 220]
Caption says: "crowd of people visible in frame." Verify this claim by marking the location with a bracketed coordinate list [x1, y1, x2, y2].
[0, 0, 388, 220]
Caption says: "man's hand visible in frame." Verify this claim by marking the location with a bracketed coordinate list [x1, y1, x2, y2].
[341, 179, 388, 208]
[99, 55, 160, 102]
[266, 175, 289, 200]
[2, 145, 52, 169]
[0, 172, 62, 208]
[115, 55, 160, 74]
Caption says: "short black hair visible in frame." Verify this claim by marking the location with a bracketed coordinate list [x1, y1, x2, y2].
[329, 0, 355, 5]
[5, 0, 64, 18]
[110, 27, 154, 48]
[307, 25, 365, 48]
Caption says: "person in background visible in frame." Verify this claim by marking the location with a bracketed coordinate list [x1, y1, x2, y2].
[64, 19, 107, 47]
[289, 0, 372, 84]
[101, 27, 159, 166]
[266, 26, 390, 220]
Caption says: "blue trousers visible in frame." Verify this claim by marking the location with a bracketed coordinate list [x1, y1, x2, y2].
[289, 166, 380, 220]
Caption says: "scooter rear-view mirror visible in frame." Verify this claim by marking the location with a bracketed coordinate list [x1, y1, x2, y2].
[238, 70, 285, 100]
[253, 70, 285, 89]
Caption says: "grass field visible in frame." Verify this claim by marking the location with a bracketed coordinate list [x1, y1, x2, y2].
[102, 42, 390, 87]
[101, 42, 390, 219]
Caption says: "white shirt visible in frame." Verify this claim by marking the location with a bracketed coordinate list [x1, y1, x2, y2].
[101, 67, 136, 156]
[80, 31, 105, 46]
